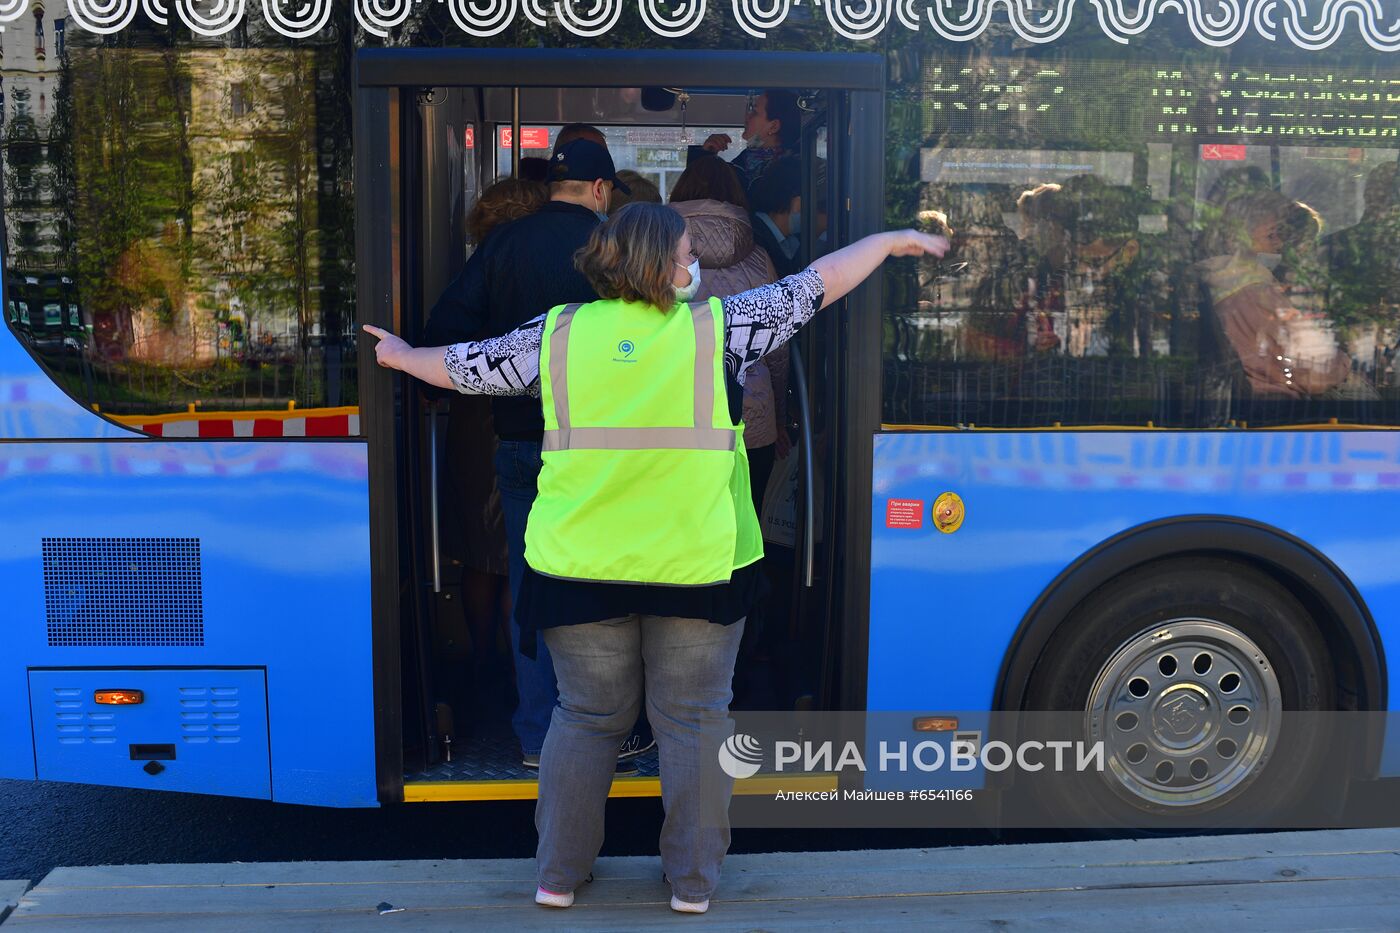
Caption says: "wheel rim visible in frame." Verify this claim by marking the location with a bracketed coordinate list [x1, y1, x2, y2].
[1085, 618, 1283, 810]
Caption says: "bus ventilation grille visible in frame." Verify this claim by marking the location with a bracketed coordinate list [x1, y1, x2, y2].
[42, 537, 205, 647]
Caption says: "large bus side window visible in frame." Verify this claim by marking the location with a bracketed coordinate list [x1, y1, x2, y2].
[2, 36, 358, 437]
[881, 53, 1400, 431]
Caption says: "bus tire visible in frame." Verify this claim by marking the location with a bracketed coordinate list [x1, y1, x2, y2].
[1020, 556, 1335, 830]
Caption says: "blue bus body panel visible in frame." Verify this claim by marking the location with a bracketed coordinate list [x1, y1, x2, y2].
[29, 668, 271, 798]
[0, 298, 132, 440]
[0, 441, 377, 806]
[868, 431, 1400, 777]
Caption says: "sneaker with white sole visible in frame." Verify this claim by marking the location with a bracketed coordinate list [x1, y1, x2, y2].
[535, 887, 574, 908]
[670, 895, 709, 914]
[618, 733, 656, 760]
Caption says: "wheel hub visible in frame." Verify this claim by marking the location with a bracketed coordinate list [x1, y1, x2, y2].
[1086, 619, 1283, 810]
[1150, 683, 1214, 750]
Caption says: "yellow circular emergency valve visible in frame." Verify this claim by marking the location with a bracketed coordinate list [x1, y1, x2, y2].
[932, 492, 965, 534]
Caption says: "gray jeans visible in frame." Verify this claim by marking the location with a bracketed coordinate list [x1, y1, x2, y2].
[536, 614, 745, 903]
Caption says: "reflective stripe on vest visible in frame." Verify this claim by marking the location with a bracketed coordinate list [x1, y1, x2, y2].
[542, 301, 736, 453]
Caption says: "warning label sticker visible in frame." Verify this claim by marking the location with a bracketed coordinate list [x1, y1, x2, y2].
[885, 499, 924, 529]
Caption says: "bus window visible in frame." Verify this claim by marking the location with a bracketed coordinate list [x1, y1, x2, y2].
[1, 38, 358, 437]
[882, 56, 1400, 430]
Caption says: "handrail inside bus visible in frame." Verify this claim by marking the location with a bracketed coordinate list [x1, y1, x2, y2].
[354, 48, 884, 92]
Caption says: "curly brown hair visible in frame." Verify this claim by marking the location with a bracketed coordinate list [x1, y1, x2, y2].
[468, 177, 548, 243]
[574, 202, 687, 311]
[668, 154, 748, 210]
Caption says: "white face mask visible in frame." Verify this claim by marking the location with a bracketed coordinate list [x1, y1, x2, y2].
[675, 259, 702, 301]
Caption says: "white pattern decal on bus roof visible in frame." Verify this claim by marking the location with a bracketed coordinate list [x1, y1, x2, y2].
[0, 0, 1393, 49]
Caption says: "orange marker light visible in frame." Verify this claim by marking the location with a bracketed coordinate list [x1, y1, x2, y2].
[913, 716, 959, 732]
[94, 689, 144, 706]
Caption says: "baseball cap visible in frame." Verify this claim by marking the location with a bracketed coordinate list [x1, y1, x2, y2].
[550, 139, 631, 194]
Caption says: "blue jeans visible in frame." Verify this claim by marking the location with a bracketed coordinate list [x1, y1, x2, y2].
[536, 615, 745, 903]
[493, 439, 556, 757]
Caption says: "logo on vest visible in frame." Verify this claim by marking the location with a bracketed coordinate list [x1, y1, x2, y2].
[613, 339, 638, 363]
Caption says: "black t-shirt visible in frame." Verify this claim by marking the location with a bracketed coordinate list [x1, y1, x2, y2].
[424, 200, 600, 440]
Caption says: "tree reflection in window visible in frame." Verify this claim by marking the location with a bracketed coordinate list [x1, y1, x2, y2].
[2, 27, 358, 436]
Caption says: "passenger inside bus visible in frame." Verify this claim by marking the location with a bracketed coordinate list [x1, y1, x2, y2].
[690, 89, 801, 191]
[1324, 162, 1400, 369]
[1195, 174, 1354, 399]
[749, 156, 805, 278]
[667, 155, 787, 696]
[611, 170, 662, 210]
[439, 176, 547, 720]
[1014, 174, 1148, 360]
[423, 132, 653, 771]
[397, 82, 860, 781]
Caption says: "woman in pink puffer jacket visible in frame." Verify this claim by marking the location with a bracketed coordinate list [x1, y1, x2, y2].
[669, 155, 789, 510]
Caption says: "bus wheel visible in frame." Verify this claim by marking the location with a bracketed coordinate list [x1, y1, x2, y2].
[1021, 556, 1335, 830]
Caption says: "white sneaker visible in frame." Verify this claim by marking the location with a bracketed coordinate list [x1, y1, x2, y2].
[670, 895, 710, 914]
[535, 886, 574, 908]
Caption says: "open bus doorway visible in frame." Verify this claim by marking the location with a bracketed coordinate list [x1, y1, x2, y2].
[354, 50, 886, 800]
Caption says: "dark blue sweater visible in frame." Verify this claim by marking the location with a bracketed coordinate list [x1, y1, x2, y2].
[424, 200, 600, 440]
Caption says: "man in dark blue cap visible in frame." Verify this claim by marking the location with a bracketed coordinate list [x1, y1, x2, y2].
[425, 132, 650, 771]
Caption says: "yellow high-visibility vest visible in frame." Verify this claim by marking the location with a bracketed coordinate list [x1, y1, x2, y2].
[525, 296, 763, 585]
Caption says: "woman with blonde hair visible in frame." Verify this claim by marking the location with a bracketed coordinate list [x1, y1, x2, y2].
[365, 204, 947, 915]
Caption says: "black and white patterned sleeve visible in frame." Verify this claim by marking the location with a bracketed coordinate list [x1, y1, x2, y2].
[721, 268, 825, 384]
[443, 315, 545, 397]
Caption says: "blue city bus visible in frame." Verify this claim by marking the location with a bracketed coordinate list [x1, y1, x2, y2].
[1, 1, 1397, 823]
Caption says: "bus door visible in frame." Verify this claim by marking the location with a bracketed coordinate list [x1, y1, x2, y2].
[355, 49, 886, 797]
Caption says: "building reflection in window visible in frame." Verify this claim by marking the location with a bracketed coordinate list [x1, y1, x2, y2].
[2, 35, 357, 436]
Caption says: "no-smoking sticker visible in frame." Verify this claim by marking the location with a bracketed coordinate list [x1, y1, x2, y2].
[885, 498, 924, 529]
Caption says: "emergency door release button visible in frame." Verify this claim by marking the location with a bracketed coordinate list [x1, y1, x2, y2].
[933, 492, 965, 534]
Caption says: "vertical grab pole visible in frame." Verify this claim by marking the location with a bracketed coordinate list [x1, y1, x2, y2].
[428, 401, 442, 593]
[511, 87, 521, 178]
[790, 344, 816, 588]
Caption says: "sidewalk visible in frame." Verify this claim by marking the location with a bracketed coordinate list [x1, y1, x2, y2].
[5, 828, 1400, 930]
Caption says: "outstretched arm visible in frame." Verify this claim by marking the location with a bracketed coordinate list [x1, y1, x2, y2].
[810, 230, 949, 310]
[722, 229, 949, 386]
[362, 317, 546, 396]
[362, 325, 456, 389]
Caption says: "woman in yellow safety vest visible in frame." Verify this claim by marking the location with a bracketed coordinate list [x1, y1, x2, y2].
[364, 203, 947, 915]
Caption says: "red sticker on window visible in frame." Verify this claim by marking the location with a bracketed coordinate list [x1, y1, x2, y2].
[498, 127, 551, 149]
[1200, 144, 1247, 161]
[885, 499, 924, 529]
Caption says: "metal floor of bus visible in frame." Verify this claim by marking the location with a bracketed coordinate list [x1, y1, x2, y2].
[401, 723, 669, 800]
[404, 724, 660, 785]
[399, 722, 828, 802]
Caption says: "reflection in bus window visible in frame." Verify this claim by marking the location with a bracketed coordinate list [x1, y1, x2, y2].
[2, 34, 356, 437]
[883, 56, 1400, 429]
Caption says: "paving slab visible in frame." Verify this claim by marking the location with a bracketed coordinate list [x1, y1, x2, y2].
[0, 882, 31, 925]
[8, 828, 1400, 931]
